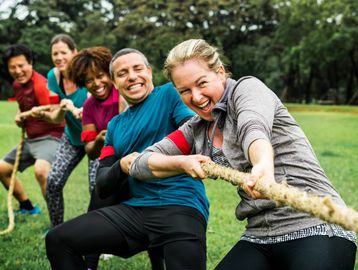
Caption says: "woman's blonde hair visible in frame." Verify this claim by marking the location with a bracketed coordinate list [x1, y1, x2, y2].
[163, 39, 229, 81]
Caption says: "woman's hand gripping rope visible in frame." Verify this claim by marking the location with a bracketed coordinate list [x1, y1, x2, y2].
[201, 161, 358, 233]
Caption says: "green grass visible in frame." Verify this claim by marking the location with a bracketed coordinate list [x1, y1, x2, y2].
[0, 101, 357, 269]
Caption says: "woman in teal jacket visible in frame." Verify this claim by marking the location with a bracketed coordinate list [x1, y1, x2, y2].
[38, 34, 96, 227]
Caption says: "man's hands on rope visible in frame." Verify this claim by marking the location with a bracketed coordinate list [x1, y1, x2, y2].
[14, 112, 24, 127]
[30, 106, 50, 119]
[28, 99, 82, 121]
[121, 152, 140, 175]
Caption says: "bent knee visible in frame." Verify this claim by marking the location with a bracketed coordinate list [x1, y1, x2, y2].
[34, 170, 49, 184]
[46, 228, 59, 246]
[34, 160, 50, 179]
[0, 160, 14, 179]
[45, 227, 68, 258]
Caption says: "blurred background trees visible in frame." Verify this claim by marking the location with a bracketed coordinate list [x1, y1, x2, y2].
[0, 0, 357, 104]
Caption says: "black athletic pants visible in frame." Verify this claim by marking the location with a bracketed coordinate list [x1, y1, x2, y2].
[215, 236, 356, 270]
[46, 205, 206, 270]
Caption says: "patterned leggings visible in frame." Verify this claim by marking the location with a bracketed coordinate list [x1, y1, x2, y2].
[46, 134, 99, 227]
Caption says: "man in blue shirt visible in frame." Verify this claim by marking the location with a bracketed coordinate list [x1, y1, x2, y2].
[46, 48, 209, 270]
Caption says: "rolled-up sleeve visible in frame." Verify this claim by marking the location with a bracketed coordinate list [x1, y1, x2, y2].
[234, 78, 277, 162]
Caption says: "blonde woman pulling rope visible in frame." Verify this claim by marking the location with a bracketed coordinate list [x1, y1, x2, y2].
[128, 39, 357, 270]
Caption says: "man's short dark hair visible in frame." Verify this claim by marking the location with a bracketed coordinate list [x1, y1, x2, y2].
[3, 44, 33, 68]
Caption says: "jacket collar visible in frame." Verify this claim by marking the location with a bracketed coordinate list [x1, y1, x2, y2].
[203, 78, 236, 157]
[211, 78, 237, 128]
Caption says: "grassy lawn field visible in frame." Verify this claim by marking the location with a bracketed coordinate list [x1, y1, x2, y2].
[0, 101, 357, 269]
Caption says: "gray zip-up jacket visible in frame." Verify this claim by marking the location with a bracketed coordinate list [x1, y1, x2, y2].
[130, 76, 347, 237]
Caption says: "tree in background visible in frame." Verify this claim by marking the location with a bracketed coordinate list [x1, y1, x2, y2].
[0, 0, 357, 104]
[272, 0, 358, 104]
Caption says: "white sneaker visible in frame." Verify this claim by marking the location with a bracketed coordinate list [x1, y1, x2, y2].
[100, 254, 114, 261]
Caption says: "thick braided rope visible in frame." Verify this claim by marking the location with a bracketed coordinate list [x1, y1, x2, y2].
[202, 162, 358, 233]
[0, 128, 25, 235]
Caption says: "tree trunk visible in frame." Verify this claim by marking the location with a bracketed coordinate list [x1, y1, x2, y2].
[348, 50, 358, 104]
[305, 66, 313, 104]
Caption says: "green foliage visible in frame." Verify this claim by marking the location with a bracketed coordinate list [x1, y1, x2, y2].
[0, 0, 357, 103]
[0, 101, 357, 269]
[272, 0, 358, 103]
[19, 25, 55, 75]
[74, 11, 118, 50]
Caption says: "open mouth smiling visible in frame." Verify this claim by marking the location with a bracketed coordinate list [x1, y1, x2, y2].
[127, 83, 143, 91]
[196, 100, 211, 111]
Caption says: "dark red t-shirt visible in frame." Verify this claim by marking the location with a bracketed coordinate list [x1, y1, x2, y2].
[13, 71, 65, 139]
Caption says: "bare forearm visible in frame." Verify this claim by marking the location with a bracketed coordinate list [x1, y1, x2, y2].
[148, 153, 186, 178]
[85, 141, 104, 160]
[130, 152, 211, 180]
[248, 138, 274, 173]
[41, 108, 66, 124]
[244, 138, 276, 198]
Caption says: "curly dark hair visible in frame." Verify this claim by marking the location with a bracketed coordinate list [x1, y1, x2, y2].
[67, 46, 112, 87]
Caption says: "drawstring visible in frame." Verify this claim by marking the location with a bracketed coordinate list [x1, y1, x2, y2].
[207, 111, 223, 159]
[205, 77, 252, 159]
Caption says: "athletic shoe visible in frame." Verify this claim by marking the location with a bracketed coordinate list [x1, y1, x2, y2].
[100, 254, 114, 261]
[15, 205, 41, 215]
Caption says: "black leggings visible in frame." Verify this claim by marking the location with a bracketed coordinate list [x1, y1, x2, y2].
[84, 155, 133, 270]
[84, 187, 131, 270]
[46, 206, 206, 270]
[84, 189, 165, 270]
[215, 236, 357, 270]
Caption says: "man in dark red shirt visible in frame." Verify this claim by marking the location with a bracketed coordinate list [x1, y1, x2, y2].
[0, 44, 64, 215]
